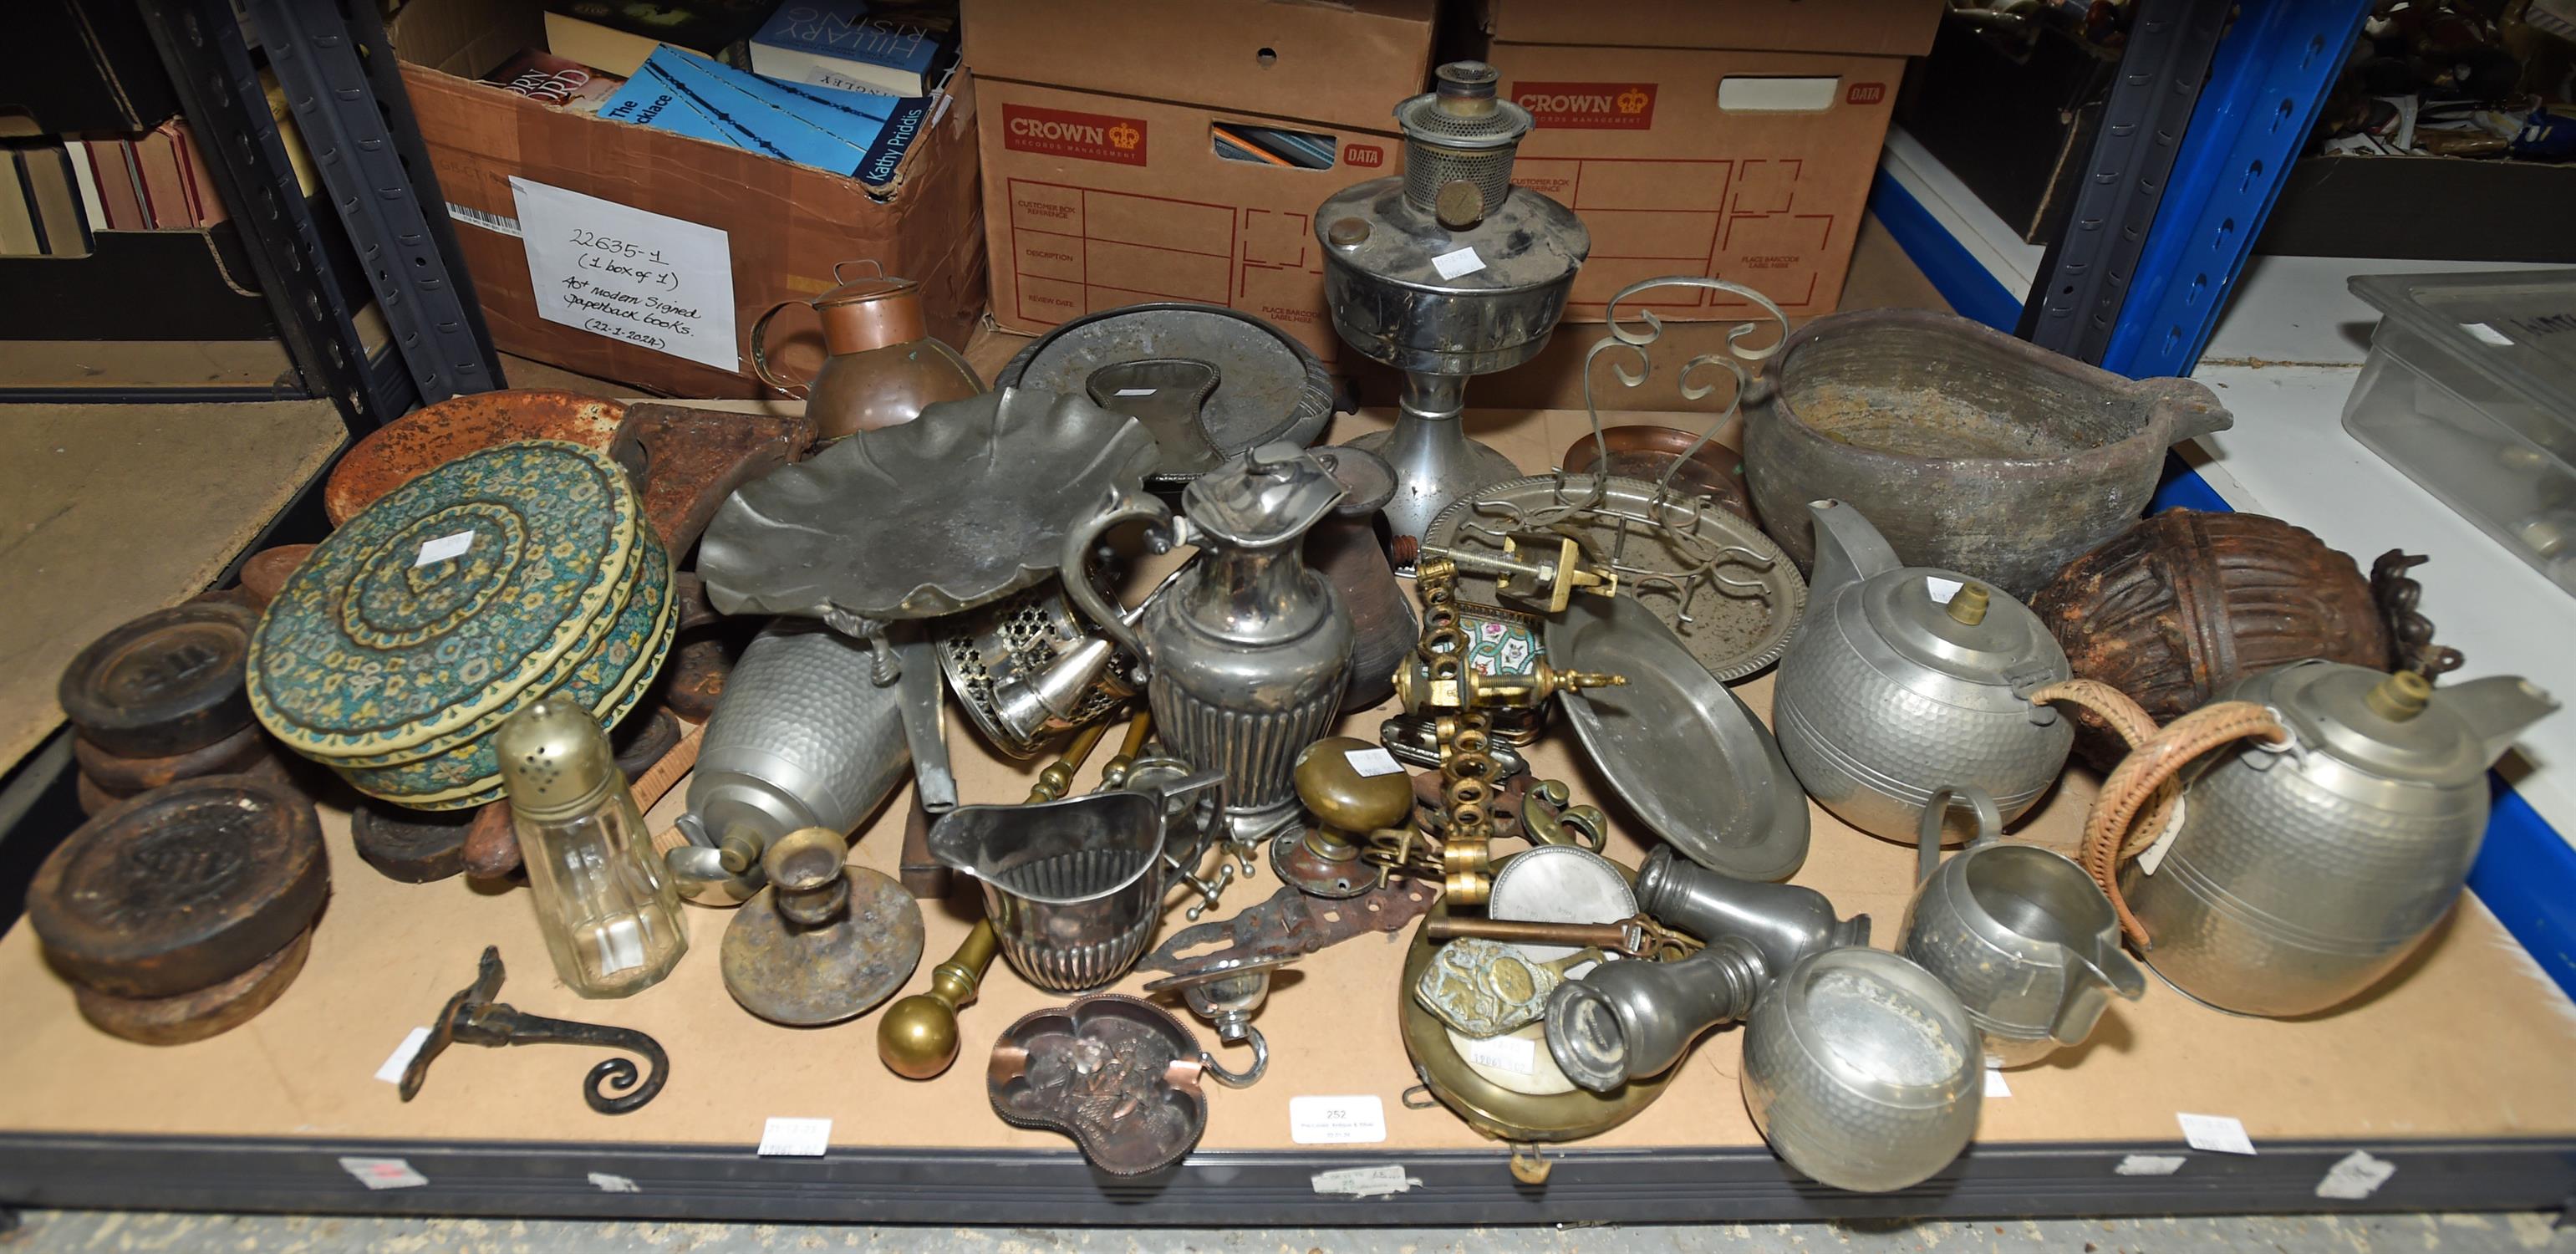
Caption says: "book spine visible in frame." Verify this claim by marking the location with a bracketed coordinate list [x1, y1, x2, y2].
[64, 139, 108, 231]
[855, 95, 935, 188]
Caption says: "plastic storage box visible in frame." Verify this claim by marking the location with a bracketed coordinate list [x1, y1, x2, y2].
[2343, 269, 2576, 596]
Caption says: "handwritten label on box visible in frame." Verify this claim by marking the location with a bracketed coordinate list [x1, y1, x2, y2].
[511, 178, 739, 373]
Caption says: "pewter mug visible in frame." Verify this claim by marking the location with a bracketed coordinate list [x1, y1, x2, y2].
[2119, 660, 2555, 1017]
[1898, 788, 2144, 1068]
[1739, 946, 1982, 1194]
[1771, 500, 2074, 844]
[673, 619, 910, 905]
[1063, 441, 1353, 845]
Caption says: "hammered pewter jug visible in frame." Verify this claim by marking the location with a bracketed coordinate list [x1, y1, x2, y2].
[1898, 789, 2143, 1068]
[1773, 501, 2075, 844]
[672, 619, 910, 905]
[1739, 947, 1982, 1194]
[1064, 441, 1354, 846]
[2092, 660, 2555, 1017]
[928, 762, 1224, 991]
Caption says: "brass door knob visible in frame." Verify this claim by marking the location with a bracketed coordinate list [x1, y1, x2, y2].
[1273, 737, 1413, 899]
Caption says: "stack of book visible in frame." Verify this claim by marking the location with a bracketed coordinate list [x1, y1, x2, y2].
[3, 72, 328, 258]
[522, 0, 957, 185]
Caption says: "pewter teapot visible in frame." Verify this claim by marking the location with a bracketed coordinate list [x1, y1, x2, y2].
[2098, 660, 2555, 1017]
[1898, 789, 2144, 1068]
[1772, 500, 2075, 844]
[1064, 441, 1354, 849]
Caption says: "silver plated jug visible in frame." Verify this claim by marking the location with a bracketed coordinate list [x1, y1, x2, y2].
[1064, 441, 1354, 847]
[672, 619, 911, 905]
[1899, 789, 2144, 1068]
[1772, 500, 2075, 844]
[2094, 660, 2555, 1017]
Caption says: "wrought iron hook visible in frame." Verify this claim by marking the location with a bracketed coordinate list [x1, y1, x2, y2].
[399, 946, 671, 1115]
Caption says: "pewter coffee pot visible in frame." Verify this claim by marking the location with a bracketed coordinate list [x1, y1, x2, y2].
[1064, 442, 1354, 847]
[1899, 790, 2144, 1068]
[2093, 660, 2556, 1017]
[1773, 501, 2075, 844]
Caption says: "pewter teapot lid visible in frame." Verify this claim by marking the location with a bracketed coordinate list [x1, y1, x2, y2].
[1180, 441, 1347, 548]
[2235, 660, 2556, 785]
[1809, 500, 2064, 686]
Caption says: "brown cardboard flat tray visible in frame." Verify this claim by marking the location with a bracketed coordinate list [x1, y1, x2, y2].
[0, 406, 2570, 1225]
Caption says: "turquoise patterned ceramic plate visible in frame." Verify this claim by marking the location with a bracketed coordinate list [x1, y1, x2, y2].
[337, 533, 676, 808]
[249, 441, 642, 762]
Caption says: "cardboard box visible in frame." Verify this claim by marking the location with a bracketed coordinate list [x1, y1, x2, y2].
[389, 0, 985, 398]
[965, 0, 1435, 364]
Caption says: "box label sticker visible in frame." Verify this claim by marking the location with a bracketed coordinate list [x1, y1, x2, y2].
[511, 177, 740, 373]
[1002, 104, 1148, 166]
[1431, 247, 1486, 281]
[2115, 1154, 2187, 1176]
[2314, 1150, 2396, 1200]
[1289, 1095, 1387, 1144]
[1464, 1033, 1538, 1076]
[374, 1026, 432, 1084]
[1344, 747, 1406, 777]
[1512, 81, 1657, 130]
[340, 1157, 429, 1190]
[758, 1116, 832, 1156]
[2176, 1112, 2257, 1155]
[1311, 1165, 1420, 1197]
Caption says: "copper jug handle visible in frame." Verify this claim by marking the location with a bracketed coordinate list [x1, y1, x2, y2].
[748, 300, 812, 398]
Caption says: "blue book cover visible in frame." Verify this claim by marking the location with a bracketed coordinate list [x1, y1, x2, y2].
[598, 65, 741, 149]
[640, 47, 873, 174]
[749, 0, 951, 97]
[694, 52, 899, 136]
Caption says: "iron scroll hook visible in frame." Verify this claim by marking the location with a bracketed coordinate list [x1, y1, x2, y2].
[399, 946, 671, 1115]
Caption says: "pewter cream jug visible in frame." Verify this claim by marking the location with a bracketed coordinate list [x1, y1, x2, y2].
[2093, 660, 2555, 1017]
[1065, 441, 1354, 847]
[1772, 500, 2075, 844]
[1899, 789, 2144, 1068]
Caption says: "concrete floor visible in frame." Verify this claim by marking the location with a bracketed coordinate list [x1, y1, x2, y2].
[4, 1211, 2573, 1252]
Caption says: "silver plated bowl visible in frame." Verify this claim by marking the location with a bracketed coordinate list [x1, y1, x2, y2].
[697, 388, 1159, 630]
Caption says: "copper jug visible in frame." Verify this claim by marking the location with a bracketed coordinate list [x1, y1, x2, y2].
[750, 262, 983, 441]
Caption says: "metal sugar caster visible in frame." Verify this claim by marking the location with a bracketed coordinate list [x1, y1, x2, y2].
[1316, 61, 1591, 551]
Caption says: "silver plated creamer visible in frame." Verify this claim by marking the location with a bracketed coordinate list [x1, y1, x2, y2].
[1065, 442, 1354, 846]
[1899, 789, 2143, 1068]
[1772, 500, 2074, 844]
[2112, 660, 2554, 1017]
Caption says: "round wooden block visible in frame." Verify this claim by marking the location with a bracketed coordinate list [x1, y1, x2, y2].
[236, 543, 318, 609]
[460, 803, 522, 880]
[74, 770, 127, 818]
[29, 773, 328, 999]
[72, 927, 313, 1046]
[350, 803, 476, 884]
[58, 601, 260, 757]
[73, 722, 269, 796]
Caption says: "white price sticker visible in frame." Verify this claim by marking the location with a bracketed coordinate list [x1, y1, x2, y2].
[1430, 247, 1487, 280]
[758, 1116, 833, 1157]
[588, 1172, 641, 1194]
[413, 531, 476, 568]
[339, 1156, 429, 1190]
[2464, 322, 2515, 347]
[1983, 1067, 2011, 1098]
[2136, 796, 2188, 875]
[374, 1026, 431, 1084]
[2115, 1154, 2187, 1176]
[1344, 747, 1406, 777]
[1311, 1165, 1420, 1197]
[2177, 1112, 2257, 1155]
[1464, 1033, 1538, 1076]
[1289, 1094, 1387, 1144]
[1925, 576, 1963, 604]
[2314, 1150, 2397, 1200]
[512, 177, 740, 372]
[1112, 388, 1157, 396]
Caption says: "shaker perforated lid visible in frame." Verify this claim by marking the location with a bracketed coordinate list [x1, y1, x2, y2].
[494, 696, 622, 821]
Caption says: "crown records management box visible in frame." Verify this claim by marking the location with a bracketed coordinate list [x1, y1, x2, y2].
[964, 0, 1438, 368]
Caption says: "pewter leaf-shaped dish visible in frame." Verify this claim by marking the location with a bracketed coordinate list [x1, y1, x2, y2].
[698, 388, 1159, 629]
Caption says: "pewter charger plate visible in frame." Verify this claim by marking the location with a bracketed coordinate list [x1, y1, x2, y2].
[1544, 594, 1810, 882]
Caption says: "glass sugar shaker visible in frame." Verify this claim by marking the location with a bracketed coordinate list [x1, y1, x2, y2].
[495, 697, 690, 997]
